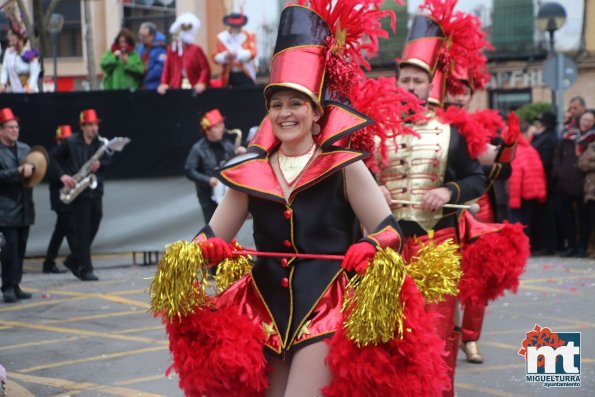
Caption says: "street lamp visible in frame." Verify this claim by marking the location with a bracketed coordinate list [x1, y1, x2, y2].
[48, 13, 64, 92]
[537, 2, 567, 51]
[536, 2, 566, 133]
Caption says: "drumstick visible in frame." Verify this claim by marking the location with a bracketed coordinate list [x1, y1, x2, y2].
[391, 200, 480, 213]
[233, 250, 344, 260]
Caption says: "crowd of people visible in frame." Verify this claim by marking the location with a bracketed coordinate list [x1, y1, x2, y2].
[517, 97, 595, 258]
[0, 10, 257, 93]
[1, 1, 594, 396]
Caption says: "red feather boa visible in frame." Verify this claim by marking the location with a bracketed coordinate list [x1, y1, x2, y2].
[459, 222, 530, 306]
[164, 305, 268, 397]
[470, 109, 505, 139]
[324, 277, 450, 396]
[437, 106, 491, 159]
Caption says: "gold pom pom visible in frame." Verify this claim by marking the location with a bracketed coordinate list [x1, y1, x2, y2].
[342, 247, 407, 346]
[215, 253, 252, 293]
[407, 232, 462, 304]
[148, 241, 211, 320]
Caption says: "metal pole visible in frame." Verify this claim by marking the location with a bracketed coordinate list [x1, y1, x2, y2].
[549, 30, 557, 113]
[556, 48, 565, 137]
[52, 32, 58, 92]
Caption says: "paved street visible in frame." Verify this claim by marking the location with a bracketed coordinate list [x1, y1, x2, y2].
[0, 254, 593, 396]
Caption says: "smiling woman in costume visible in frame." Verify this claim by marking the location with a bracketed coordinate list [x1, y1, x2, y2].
[151, 2, 457, 396]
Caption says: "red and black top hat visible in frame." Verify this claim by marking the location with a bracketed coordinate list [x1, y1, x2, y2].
[223, 12, 248, 27]
[200, 109, 224, 130]
[79, 109, 101, 124]
[399, 15, 445, 77]
[264, 5, 330, 112]
[0, 108, 18, 124]
[252, 1, 406, 154]
[55, 125, 72, 140]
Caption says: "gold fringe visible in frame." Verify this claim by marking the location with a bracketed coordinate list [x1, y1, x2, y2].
[343, 247, 407, 346]
[342, 232, 462, 346]
[407, 232, 462, 304]
[148, 241, 210, 320]
[215, 254, 253, 293]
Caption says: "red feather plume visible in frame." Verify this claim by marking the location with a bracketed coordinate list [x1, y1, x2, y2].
[296, 0, 395, 98]
[459, 221, 530, 306]
[503, 111, 521, 145]
[324, 277, 451, 396]
[420, 0, 493, 95]
[164, 305, 268, 396]
[348, 76, 427, 170]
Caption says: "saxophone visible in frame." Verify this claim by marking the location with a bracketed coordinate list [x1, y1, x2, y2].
[59, 137, 109, 204]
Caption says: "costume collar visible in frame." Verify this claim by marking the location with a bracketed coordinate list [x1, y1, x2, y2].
[218, 101, 372, 203]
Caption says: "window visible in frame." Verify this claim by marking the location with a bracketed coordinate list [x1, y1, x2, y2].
[122, 0, 176, 39]
[489, 88, 532, 116]
[371, 2, 407, 68]
[43, 0, 83, 58]
[491, 0, 534, 54]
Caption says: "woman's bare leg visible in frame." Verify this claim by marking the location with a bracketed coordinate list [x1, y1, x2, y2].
[284, 342, 331, 397]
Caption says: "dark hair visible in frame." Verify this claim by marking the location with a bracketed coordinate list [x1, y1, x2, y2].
[570, 96, 586, 107]
[115, 27, 136, 48]
[140, 22, 157, 36]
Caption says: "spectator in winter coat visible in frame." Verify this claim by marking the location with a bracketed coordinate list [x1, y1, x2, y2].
[509, 133, 546, 237]
[553, 109, 594, 257]
[530, 111, 559, 254]
[136, 22, 167, 90]
[566, 96, 586, 130]
[100, 28, 144, 90]
[578, 138, 595, 258]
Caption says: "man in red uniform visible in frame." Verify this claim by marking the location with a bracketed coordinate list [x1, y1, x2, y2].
[157, 13, 210, 95]
[212, 12, 257, 87]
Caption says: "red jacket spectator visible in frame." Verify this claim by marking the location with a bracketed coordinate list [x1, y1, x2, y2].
[157, 13, 210, 95]
[160, 44, 210, 89]
[509, 135, 546, 209]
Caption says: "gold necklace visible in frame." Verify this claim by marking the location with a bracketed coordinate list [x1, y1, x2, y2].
[278, 143, 317, 185]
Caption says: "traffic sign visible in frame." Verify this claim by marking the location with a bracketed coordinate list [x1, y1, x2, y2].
[543, 54, 578, 90]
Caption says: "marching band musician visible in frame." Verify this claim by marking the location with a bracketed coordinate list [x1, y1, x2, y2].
[0, 108, 36, 303]
[42, 125, 73, 274]
[375, 8, 486, 396]
[184, 108, 246, 224]
[50, 109, 114, 281]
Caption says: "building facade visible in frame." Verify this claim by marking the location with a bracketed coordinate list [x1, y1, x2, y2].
[4, 0, 228, 91]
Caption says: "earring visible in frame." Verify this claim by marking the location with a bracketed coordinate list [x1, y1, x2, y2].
[311, 122, 321, 135]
